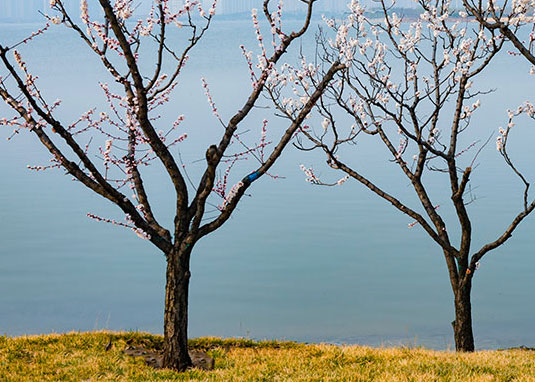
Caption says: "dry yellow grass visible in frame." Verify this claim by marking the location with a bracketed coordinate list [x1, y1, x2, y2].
[0, 331, 534, 381]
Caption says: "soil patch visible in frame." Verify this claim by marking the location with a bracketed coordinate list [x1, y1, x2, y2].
[124, 346, 214, 370]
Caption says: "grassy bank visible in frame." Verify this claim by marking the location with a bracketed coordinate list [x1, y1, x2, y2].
[1, 331, 534, 381]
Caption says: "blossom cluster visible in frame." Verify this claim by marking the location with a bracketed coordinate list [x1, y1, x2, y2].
[497, 102, 535, 151]
[299, 165, 349, 186]
[87, 212, 151, 240]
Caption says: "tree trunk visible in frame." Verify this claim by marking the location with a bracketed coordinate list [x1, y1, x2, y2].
[452, 281, 475, 352]
[162, 249, 192, 371]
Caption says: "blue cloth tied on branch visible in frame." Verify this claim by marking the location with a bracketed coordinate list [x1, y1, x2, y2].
[246, 171, 260, 183]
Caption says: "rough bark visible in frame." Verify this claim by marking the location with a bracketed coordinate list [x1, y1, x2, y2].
[452, 280, 475, 352]
[162, 248, 192, 371]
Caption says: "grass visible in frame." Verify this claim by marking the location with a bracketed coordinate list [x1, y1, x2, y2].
[1, 331, 535, 381]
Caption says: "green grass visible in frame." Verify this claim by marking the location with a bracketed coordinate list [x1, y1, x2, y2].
[1, 331, 535, 381]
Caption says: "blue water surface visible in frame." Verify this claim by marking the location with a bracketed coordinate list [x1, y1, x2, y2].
[0, 17, 534, 350]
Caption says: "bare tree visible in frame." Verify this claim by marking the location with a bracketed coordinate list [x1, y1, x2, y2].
[270, 0, 535, 351]
[0, 0, 343, 371]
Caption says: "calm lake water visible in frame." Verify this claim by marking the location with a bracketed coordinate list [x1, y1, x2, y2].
[0, 17, 534, 350]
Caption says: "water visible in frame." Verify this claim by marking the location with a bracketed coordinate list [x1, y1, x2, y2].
[0, 18, 534, 350]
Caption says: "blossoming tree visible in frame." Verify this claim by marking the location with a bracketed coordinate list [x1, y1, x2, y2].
[463, 0, 535, 153]
[0, 0, 343, 370]
[272, 0, 535, 351]
[462, 0, 535, 67]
